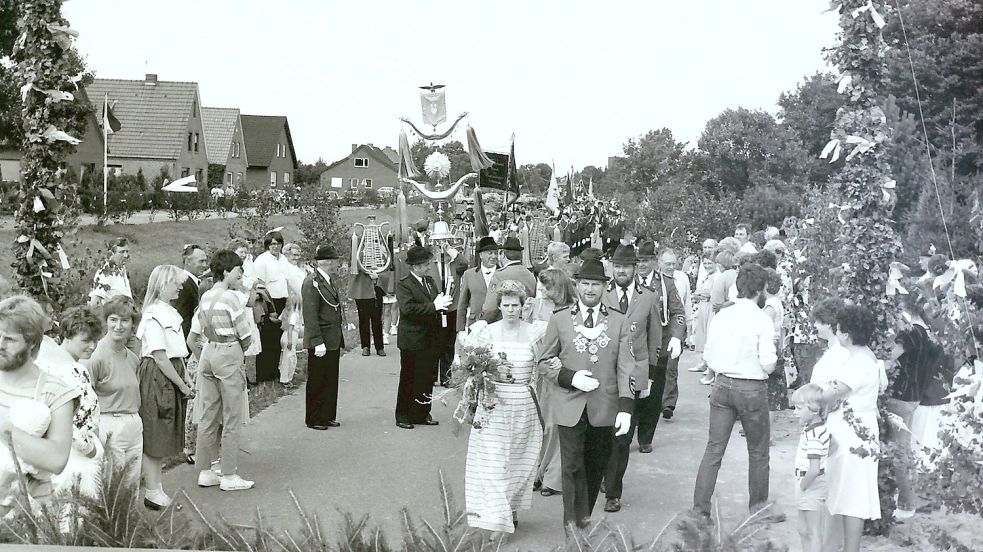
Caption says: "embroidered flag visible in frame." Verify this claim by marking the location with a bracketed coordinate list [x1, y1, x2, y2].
[420, 90, 447, 126]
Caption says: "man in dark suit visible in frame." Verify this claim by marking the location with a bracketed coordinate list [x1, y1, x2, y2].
[480, 236, 537, 323]
[599, 243, 662, 513]
[176, 244, 209, 339]
[426, 235, 469, 386]
[394, 245, 454, 429]
[538, 259, 636, 532]
[634, 241, 687, 449]
[301, 245, 345, 430]
[455, 237, 499, 336]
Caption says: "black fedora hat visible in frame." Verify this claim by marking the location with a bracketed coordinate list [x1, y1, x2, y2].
[610, 244, 639, 264]
[575, 259, 609, 281]
[501, 236, 523, 251]
[636, 241, 657, 259]
[406, 245, 433, 265]
[314, 245, 340, 260]
[476, 236, 499, 254]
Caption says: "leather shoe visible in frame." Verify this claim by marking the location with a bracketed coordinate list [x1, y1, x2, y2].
[662, 407, 674, 420]
[639, 444, 653, 453]
[540, 487, 559, 496]
[604, 498, 621, 512]
[326, 420, 341, 427]
[396, 421, 415, 429]
[308, 425, 329, 430]
[361, 347, 370, 356]
[376, 349, 386, 357]
[419, 416, 439, 426]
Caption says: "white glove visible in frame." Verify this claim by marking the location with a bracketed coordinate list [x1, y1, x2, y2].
[433, 294, 453, 310]
[614, 412, 632, 436]
[638, 378, 653, 399]
[314, 344, 327, 357]
[667, 337, 682, 359]
[571, 370, 599, 392]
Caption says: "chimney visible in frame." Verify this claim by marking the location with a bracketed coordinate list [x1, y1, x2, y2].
[144, 73, 158, 86]
[351, 143, 358, 152]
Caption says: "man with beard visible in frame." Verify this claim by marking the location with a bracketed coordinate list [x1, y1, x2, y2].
[599, 244, 662, 513]
[0, 295, 80, 514]
[692, 262, 785, 523]
[538, 259, 635, 533]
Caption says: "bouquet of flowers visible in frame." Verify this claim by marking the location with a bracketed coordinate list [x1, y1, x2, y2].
[443, 345, 512, 435]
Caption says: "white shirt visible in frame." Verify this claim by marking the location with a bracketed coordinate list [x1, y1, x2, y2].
[810, 342, 851, 387]
[578, 301, 599, 325]
[671, 269, 692, 322]
[702, 298, 777, 380]
[316, 268, 332, 287]
[613, 283, 634, 306]
[739, 241, 758, 254]
[253, 251, 291, 299]
[480, 265, 496, 288]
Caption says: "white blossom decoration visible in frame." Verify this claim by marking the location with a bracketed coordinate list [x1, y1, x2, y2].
[424, 152, 451, 180]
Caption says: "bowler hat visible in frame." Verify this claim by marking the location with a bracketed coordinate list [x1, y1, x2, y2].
[314, 245, 340, 260]
[636, 241, 657, 259]
[574, 259, 609, 282]
[501, 236, 523, 251]
[610, 244, 639, 264]
[476, 236, 499, 254]
[406, 245, 433, 265]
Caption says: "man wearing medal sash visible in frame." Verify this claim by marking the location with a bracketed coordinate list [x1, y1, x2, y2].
[301, 245, 345, 430]
[599, 243, 663, 513]
[538, 259, 636, 533]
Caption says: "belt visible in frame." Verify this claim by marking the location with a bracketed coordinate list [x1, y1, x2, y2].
[795, 469, 825, 477]
[715, 374, 766, 382]
[206, 339, 240, 345]
[104, 412, 137, 418]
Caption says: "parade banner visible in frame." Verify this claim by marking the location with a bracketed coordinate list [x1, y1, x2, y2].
[420, 89, 447, 126]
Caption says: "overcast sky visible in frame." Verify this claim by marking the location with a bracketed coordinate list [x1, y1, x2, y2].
[63, 0, 839, 170]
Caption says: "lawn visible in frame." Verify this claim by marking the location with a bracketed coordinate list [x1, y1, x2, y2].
[0, 206, 424, 298]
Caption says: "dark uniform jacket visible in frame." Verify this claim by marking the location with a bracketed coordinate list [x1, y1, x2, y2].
[302, 270, 344, 350]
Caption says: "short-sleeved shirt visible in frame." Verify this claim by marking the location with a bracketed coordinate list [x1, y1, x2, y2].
[810, 342, 851, 387]
[828, 352, 885, 414]
[85, 338, 141, 414]
[191, 288, 253, 344]
[136, 301, 190, 359]
[794, 423, 830, 473]
[0, 366, 80, 498]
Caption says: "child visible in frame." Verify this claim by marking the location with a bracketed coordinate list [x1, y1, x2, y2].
[791, 383, 832, 552]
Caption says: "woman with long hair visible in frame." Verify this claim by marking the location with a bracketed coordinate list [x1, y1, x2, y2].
[252, 231, 291, 383]
[525, 268, 576, 497]
[136, 264, 193, 509]
[463, 281, 546, 539]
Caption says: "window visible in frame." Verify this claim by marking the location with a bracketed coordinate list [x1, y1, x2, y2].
[330, 177, 342, 188]
[363, 178, 373, 189]
[225, 172, 232, 185]
[283, 172, 290, 184]
[195, 168, 203, 183]
[270, 171, 277, 188]
[349, 178, 358, 189]
[187, 132, 192, 152]
[193, 133, 199, 153]
[107, 164, 123, 176]
[353, 157, 369, 168]
[236, 173, 243, 186]
[192, 100, 198, 118]
[235, 141, 240, 157]
[181, 167, 190, 178]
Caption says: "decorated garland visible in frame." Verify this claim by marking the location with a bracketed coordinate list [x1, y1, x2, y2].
[400, 112, 467, 140]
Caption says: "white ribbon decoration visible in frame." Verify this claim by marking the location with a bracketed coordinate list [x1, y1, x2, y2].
[820, 139, 842, 163]
[42, 125, 81, 145]
[844, 135, 875, 161]
[851, 1, 886, 29]
[881, 179, 897, 202]
[161, 174, 198, 193]
[38, 88, 74, 102]
[933, 259, 977, 298]
[828, 202, 852, 225]
[886, 261, 909, 296]
[837, 74, 853, 94]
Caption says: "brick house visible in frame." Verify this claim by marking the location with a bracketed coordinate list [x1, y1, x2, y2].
[201, 107, 248, 190]
[85, 74, 209, 184]
[318, 144, 398, 194]
[239, 115, 297, 190]
[0, 88, 105, 183]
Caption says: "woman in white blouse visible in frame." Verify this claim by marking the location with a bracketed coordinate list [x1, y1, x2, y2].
[251, 231, 291, 383]
[135, 265, 194, 510]
[808, 298, 850, 386]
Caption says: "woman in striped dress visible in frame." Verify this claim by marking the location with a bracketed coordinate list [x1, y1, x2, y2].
[463, 281, 546, 537]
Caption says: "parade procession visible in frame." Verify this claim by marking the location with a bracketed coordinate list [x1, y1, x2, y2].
[0, 0, 982, 551]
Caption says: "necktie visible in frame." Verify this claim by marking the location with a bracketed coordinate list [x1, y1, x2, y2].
[423, 277, 432, 297]
[619, 287, 629, 312]
[585, 308, 595, 328]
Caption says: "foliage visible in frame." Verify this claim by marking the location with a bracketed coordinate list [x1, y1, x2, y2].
[206, 163, 225, 191]
[294, 157, 329, 186]
[8, 0, 93, 306]
[296, 188, 349, 263]
[410, 140, 472, 186]
[619, 128, 687, 194]
[777, 72, 845, 185]
[518, 162, 552, 196]
[740, 185, 803, 229]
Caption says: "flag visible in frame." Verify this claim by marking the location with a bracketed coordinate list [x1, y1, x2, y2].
[102, 94, 121, 135]
[473, 189, 489, 239]
[564, 173, 575, 205]
[420, 90, 447, 126]
[504, 135, 519, 205]
[545, 164, 560, 214]
[588, 177, 594, 199]
[397, 130, 421, 179]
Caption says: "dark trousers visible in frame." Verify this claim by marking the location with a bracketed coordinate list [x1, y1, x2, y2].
[305, 348, 340, 426]
[355, 295, 384, 351]
[693, 375, 771, 515]
[435, 310, 458, 384]
[255, 297, 287, 383]
[635, 361, 667, 446]
[604, 392, 640, 500]
[395, 348, 438, 423]
[557, 412, 613, 528]
[662, 354, 680, 411]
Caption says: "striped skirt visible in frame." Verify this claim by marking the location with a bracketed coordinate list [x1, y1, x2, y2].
[465, 381, 543, 533]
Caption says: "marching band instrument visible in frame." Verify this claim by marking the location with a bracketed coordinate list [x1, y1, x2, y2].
[353, 221, 392, 275]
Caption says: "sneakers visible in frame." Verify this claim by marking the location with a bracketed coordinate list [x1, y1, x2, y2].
[390, 325, 398, 335]
[220, 474, 255, 491]
[699, 371, 715, 385]
[197, 469, 221, 487]
[688, 363, 706, 373]
[894, 508, 915, 520]
[383, 333, 390, 345]
[144, 488, 172, 509]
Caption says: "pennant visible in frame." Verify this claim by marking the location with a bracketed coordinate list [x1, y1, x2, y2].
[473, 189, 489, 239]
[397, 130, 422, 179]
[102, 95, 122, 134]
[545, 164, 560, 214]
[465, 126, 494, 171]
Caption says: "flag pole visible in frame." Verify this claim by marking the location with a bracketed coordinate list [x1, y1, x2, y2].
[102, 93, 108, 216]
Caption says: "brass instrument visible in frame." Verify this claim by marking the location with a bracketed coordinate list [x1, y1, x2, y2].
[353, 221, 392, 275]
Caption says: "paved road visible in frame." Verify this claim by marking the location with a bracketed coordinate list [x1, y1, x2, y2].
[164, 345, 800, 549]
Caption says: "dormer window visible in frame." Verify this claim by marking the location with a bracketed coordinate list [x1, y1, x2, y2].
[354, 157, 369, 168]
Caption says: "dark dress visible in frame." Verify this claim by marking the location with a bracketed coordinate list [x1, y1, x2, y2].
[135, 303, 188, 458]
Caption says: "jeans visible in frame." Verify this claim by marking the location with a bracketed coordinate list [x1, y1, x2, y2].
[693, 375, 771, 515]
[195, 342, 248, 475]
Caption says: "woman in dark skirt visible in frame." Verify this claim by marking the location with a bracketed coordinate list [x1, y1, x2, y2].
[252, 231, 290, 382]
[135, 264, 194, 509]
